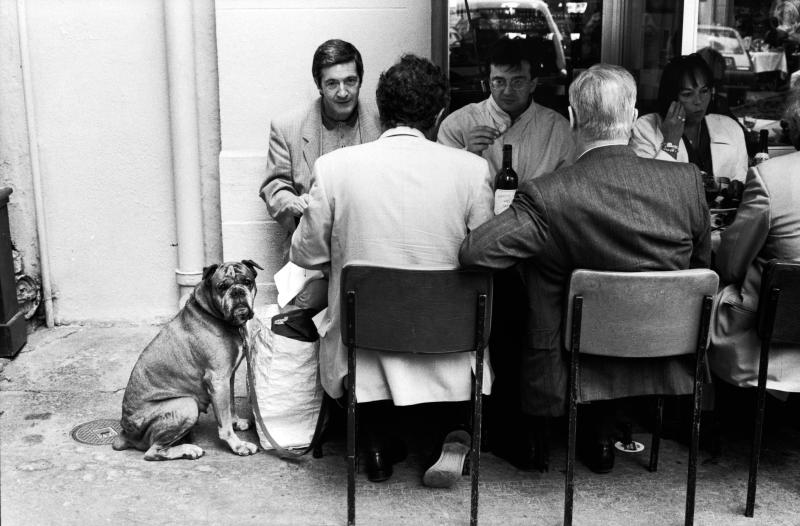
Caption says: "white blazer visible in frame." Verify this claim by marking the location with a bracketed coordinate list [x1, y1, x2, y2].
[290, 127, 495, 405]
[630, 112, 748, 182]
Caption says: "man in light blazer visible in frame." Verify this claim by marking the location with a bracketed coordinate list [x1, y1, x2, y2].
[259, 39, 381, 309]
[291, 55, 494, 486]
[459, 64, 711, 474]
[710, 88, 800, 395]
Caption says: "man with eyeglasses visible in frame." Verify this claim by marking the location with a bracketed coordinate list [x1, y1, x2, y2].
[439, 37, 576, 472]
[438, 37, 575, 179]
[259, 39, 381, 310]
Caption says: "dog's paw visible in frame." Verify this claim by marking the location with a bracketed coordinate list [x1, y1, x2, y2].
[232, 440, 258, 456]
[144, 443, 204, 461]
[233, 418, 251, 431]
[181, 444, 205, 460]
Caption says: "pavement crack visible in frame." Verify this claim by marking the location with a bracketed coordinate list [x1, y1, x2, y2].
[17, 328, 81, 354]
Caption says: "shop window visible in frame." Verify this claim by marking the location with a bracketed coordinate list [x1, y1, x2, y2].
[695, 0, 799, 152]
[446, 1, 596, 116]
[621, 1, 684, 115]
[443, 1, 684, 117]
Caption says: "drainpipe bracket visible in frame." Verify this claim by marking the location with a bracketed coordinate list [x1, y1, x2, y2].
[175, 269, 202, 287]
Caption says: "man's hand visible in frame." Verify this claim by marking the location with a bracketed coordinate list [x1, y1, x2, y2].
[466, 125, 502, 155]
[286, 193, 310, 217]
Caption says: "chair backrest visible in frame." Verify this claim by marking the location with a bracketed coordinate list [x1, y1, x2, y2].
[340, 265, 493, 354]
[563, 268, 719, 358]
[758, 259, 800, 345]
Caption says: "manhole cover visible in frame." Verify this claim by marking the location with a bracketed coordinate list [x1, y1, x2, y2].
[70, 419, 122, 445]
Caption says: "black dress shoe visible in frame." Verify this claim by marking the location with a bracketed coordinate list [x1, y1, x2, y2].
[578, 439, 615, 474]
[491, 437, 548, 472]
[362, 439, 407, 483]
[364, 449, 393, 482]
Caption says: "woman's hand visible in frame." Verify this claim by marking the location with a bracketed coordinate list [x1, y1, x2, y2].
[660, 101, 686, 145]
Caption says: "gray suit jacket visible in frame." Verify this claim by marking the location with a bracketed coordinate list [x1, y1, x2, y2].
[259, 98, 382, 234]
[710, 150, 800, 392]
[460, 145, 711, 415]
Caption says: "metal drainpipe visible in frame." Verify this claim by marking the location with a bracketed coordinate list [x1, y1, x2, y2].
[163, 0, 205, 305]
[16, 0, 55, 327]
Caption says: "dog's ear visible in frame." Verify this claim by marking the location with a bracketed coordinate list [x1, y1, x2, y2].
[202, 264, 219, 281]
[241, 260, 264, 274]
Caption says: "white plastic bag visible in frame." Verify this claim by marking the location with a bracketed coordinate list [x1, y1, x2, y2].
[249, 305, 323, 450]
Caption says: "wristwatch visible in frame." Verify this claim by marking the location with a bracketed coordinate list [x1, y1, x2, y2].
[660, 141, 679, 155]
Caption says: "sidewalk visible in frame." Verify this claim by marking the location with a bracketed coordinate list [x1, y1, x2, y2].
[1, 324, 798, 526]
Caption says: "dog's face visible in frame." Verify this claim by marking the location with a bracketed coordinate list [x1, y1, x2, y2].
[202, 260, 262, 326]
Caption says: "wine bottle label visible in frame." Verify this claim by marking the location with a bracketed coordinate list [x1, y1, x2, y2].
[494, 189, 516, 215]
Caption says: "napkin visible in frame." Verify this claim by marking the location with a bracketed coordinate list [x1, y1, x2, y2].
[274, 262, 324, 308]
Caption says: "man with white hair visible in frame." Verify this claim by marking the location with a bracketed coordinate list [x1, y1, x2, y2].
[459, 64, 711, 474]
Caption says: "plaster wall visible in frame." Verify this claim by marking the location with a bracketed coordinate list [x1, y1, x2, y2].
[0, 0, 222, 323]
[0, 0, 40, 280]
[216, 0, 432, 305]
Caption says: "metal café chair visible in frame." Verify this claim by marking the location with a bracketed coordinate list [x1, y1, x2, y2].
[746, 259, 800, 518]
[340, 265, 493, 526]
[563, 268, 719, 526]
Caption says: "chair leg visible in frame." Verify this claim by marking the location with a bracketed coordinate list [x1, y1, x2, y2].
[649, 396, 663, 472]
[347, 354, 357, 525]
[468, 293, 489, 526]
[685, 294, 712, 526]
[685, 385, 702, 526]
[746, 325, 773, 517]
[685, 349, 706, 525]
[565, 297, 582, 526]
[470, 371, 483, 526]
[565, 393, 577, 526]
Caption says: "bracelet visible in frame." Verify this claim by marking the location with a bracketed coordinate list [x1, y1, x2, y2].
[660, 141, 679, 155]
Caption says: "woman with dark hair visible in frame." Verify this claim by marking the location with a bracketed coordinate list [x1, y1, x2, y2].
[630, 54, 748, 183]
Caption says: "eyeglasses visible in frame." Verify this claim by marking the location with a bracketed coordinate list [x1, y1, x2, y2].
[322, 77, 360, 92]
[490, 78, 530, 91]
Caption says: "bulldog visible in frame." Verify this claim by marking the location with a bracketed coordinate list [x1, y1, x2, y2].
[113, 260, 263, 461]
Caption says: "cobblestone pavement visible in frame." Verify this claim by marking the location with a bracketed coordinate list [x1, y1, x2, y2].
[1, 325, 798, 526]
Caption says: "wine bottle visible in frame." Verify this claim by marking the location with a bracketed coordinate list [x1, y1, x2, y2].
[754, 129, 770, 165]
[494, 144, 518, 215]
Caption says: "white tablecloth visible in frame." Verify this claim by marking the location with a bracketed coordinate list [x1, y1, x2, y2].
[750, 51, 788, 74]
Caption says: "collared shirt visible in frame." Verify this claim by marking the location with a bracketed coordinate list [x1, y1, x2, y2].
[437, 97, 576, 183]
[576, 140, 631, 161]
[320, 105, 362, 153]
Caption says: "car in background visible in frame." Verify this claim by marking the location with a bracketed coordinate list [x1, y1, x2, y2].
[696, 24, 756, 89]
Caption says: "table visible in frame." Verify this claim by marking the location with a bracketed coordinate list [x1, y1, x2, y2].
[750, 51, 788, 75]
